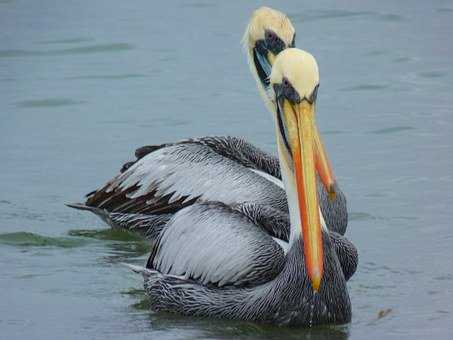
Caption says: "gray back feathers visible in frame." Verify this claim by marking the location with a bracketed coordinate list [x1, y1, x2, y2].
[104, 143, 287, 210]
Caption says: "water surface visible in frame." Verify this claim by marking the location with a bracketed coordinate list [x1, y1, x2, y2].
[1, 0, 453, 339]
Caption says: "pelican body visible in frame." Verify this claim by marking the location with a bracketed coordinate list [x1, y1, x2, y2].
[140, 202, 351, 326]
[131, 49, 355, 326]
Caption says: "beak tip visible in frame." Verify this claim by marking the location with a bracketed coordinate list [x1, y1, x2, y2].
[311, 275, 322, 292]
[309, 266, 323, 292]
[328, 182, 337, 201]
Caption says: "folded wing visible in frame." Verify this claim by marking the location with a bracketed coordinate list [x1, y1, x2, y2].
[85, 138, 287, 216]
[149, 202, 286, 288]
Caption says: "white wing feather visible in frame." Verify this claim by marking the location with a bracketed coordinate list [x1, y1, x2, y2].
[152, 203, 285, 287]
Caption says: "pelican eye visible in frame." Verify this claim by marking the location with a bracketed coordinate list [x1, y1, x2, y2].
[281, 77, 300, 104]
[265, 30, 278, 43]
[264, 29, 285, 55]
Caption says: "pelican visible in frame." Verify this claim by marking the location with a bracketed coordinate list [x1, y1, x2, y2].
[68, 7, 348, 236]
[129, 49, 355, 326]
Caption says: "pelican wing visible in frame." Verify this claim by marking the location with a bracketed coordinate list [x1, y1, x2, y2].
[149, 202, 286, 288]
[84, 137, 287, 216]
[125, 136, 281, 178]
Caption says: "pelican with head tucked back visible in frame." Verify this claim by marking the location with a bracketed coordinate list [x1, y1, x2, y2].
[130, 49, 354, 326]
[67, 6, 349, 239]
[243, 6, 295, 110]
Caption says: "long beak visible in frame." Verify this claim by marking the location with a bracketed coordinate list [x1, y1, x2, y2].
[281, 99, 324, 291]
[253, 45, 277, 87]
[314, 126, 337, 200]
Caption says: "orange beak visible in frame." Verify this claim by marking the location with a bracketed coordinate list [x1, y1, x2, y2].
[314, 126, 337, 201]
[282, 99, 324, 291]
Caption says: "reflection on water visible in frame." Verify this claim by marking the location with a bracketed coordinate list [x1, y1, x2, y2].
[1, 0, 453, 339]
[0, 228, 149, 260]
[68, 228, 143, 242]
[126, 289, 351, 340]
[122, 288, 151, 311]
[68, 228, 151, 261]
[0, 231, 89, 248]
[160, 316, 350, 340]
[0, 227, 352, 339]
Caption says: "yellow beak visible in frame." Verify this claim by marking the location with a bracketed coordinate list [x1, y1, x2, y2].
[281, 99, 324, 291]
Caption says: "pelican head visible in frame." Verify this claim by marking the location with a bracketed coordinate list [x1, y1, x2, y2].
[270, 48, 331, 292]
[243, 7, 295, 109]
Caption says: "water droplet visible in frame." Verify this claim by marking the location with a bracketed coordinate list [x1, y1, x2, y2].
[308, 291, 317, 327]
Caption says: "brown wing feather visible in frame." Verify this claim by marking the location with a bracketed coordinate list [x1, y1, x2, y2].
[84, 136, 284, 220]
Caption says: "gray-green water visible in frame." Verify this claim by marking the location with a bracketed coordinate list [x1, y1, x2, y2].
[1, 0, 452, 339]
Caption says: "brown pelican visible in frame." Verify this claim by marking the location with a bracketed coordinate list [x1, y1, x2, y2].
[68, 7, 348, 236]
[129, 49, 355, 326]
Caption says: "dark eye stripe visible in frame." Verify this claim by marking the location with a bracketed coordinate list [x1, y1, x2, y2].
[290, 34, 296, 48]
[309, 84, 319, 104]
[282, 77, 301, 103]
[276, 99, 291, 154]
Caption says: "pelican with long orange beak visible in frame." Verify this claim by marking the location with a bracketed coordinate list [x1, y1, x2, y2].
[68, 7, 349, 244]
[126, 49, 355, 326]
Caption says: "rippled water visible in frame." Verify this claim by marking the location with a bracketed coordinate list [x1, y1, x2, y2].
[1, 0, 453, 339]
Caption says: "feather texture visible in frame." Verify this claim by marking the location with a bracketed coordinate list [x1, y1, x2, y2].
[77, 136, 346, 235]
[85, 138, 287, 215]
[150, 202, 285, 288]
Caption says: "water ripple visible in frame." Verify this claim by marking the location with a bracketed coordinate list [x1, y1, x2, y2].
[367, 308, 393, 325]
[393, 56, 413, 63]
[290, 9, 404, 23]
[436, 8, 453, 13]
[370, 126, 414, 134]
[349, 212, 377, 221]
[182, 2, 216, 9]
[68, 228, 143, 242]
[65, 73, 146, 80]
[0, 232, 89, 248]
[433, 274, 453, 281]
[16, 98, 84, 108]
[68, 229, 150, 262]
[0, 43, 134, 58]
[339, 84, 389, 92]
[291, 9, 373, 22]
[418, 71, 446, 79]
[322, 130, 345, 135]
[38, 37, 93, 45]
[56, 43, 134, 55]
